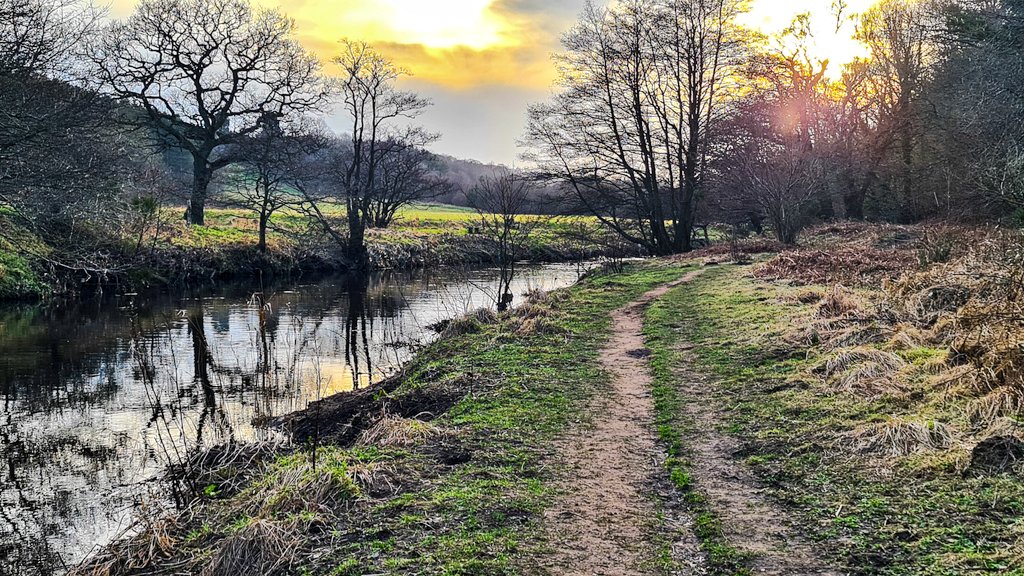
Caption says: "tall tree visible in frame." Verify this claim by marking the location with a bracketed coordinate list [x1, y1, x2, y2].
[526, 0, 744, 255]
[314, 40, 431, 267]
[857, 0, 935, 220]
[923, 0, 1024, 216]
[92, 0, 326, 225]
[715, 11, 876, 242]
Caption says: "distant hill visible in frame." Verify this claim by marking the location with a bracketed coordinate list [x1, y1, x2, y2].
[433, 154, 561, 212]
[431, 154, 507, 206]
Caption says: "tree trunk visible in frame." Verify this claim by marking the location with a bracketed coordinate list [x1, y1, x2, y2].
[830, 172, 848, 220]
[190, 157, 211, 226]
[258, 212, 268, 253]
[346, 199, 368, 268]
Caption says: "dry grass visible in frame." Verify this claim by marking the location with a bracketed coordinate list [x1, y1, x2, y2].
[967, 388, 1024, 428]
[203, 519, 300, 576]
[820, 347, 906, 379]
[247, 454, 360, 518]
[68, 507, 181, 576]
[523, 288, 551, 305]
[849, 418, 956, 457]
[979, 416, 1024, 441]
[834, 365, 908, 398]
[756, 248, 916, 287]
[823, 323, 891, 351]
[357, 414, 448, 448]
[433, 307, 499, 336]
[347, 460, 403, 497]
[884, 326, 925, 352]
[771, 226, 1024, 439]
[794, 289, 824, 304]
[516, 301, 555, 321]
[513, 316, 567, 337]
[688, 237, 785, 259]
[817, 285, 865, 318]
[816, 347, 908, 397]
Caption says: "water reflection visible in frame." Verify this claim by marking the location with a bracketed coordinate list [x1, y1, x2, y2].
[0, 264, 585, 575]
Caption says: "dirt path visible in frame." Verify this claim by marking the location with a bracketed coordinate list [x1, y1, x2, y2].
[539, 270, 705, 576]
[540, 269, 842, 576]
[672, 359, 844, 576]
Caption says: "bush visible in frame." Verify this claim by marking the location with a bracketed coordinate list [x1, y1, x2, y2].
[0, 250, 47, 300]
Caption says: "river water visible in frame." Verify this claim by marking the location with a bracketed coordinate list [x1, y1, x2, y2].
[0, 263, 588, 575]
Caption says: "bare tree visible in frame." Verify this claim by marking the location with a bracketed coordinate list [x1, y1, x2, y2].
[468, 170, 542, 312]
[92, 0, 326, 225]
[856, 0, 935, 220]
[230, 115, 326, 252]
[714, 14, 843, 243]
[726, 133, 821, 244]
[526, 0, 745, 255]
[303, 40, 431, 267]
[365, 141, 453, 228]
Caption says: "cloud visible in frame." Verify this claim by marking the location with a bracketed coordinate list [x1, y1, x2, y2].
[285, 0, 579, 91]
[101, 0, 586, 163]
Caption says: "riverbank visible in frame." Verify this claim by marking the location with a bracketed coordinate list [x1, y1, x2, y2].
[0, 205, 631, 302]
[69, 223, 1024, 575]
[74, 261, 695, 575]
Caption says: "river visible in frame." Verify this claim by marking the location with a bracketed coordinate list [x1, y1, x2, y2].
[0, 263, 589, 575]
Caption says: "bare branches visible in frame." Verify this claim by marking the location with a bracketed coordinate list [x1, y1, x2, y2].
[525, 0, 745, 255]
[301, 40, 433, 267]
[92, 0, 328, 225]
[468, 169, 544, 312]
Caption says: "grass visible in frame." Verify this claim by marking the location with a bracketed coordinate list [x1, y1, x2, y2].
[644, 265, 1024, 575]
[182, 203, 604, 249]
[0, 202, 621, 300]
[85, 261, 694, 575]
[644, 265, 753, 575]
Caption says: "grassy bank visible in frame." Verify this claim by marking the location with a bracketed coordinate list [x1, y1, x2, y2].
[0, 204, 627, 302]
[645, 263, 1024, 575]
[0, 221, 51, 300]
[78, 262, 691, 576]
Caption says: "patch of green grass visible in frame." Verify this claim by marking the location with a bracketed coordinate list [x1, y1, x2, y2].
[645, 266, 752, 575]
[645, 266, 1024, 576]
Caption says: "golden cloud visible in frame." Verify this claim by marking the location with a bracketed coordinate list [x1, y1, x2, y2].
[282, 0, 561, 90]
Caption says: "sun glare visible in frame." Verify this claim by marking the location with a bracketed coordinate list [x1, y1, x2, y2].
[378, 0, 509, 50]
[743, 0, 877, 79]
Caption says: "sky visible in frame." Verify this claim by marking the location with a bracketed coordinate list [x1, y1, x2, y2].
[107, 0, 879, 165]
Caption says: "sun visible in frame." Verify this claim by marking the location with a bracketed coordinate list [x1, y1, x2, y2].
[377, 0, 509, 50]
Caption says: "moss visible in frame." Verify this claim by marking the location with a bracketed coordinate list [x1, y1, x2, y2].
[0, 249, 47, 300]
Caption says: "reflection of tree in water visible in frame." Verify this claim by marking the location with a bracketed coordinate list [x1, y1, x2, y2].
[186, 298, 234, 447]
[0, 404, 130, 576]
[0, 264, 582, 572]
[344, 274, 371, 389]
[0, 412, 65, 576]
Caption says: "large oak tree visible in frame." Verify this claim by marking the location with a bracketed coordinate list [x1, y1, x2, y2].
[93, 0, 326, 225]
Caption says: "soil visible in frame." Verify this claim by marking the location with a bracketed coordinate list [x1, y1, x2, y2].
[539, 270, 706, 575]
[540, 269, 842, 575]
